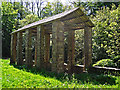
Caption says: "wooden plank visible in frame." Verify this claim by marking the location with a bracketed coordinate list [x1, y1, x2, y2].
[10, 33, 17, 64]
[40, 25, 45, 69]
[34, 36, 37, 65]
[36, 25, 45, 69]
[10, 34, 13, 64]
[10, 34, 15, 64]
[84, 27, 92, 71]
[13, 33, 17, 64]
[52, 20, 64, 73]
[36, 26, 41, 68]
[17, 32, 23, 65]
[44, 33, 50, 70]
[11, 7, 80, 34]
[67, 30, 75, 73]
[25, 29, 32, 67]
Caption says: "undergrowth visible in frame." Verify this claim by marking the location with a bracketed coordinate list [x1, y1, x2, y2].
[1, 59, 119, 88]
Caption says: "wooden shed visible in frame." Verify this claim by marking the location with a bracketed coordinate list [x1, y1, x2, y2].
[10, 7, 94, 74]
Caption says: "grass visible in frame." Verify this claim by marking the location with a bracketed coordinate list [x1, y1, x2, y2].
[1, 59, 120, 88]
[0, 59, 2, 89]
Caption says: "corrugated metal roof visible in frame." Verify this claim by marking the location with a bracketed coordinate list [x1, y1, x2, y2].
[12, 7, 94, 34]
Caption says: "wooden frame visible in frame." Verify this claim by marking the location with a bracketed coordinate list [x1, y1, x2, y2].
[10, 7, 94, 73]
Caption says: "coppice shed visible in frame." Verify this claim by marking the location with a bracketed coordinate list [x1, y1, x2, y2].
[10, 7, 94, 74]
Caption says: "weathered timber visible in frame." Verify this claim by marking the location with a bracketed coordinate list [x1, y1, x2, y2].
[84, 27, 92, 71]
[11, 7, 94, 34]
[36, 25, 45, 69]
[52, 20, 64, 73]
[44, 33, 50, 70]
[25, 29, 32, 67]
[10, 33, 17, 64]
[67, 30, 75, 73]
[34, 36, 37, 65]
[17, 32, 23, 65]
[10, 7, 94, 74]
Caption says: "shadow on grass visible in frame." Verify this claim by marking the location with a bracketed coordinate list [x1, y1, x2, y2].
[12, 64, 118, 85]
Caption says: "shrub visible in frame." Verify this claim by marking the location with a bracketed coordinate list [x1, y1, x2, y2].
[93, 59, 117, 67]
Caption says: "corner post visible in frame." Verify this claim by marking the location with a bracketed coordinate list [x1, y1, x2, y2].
[16, 32, 23, 65]
[10, 33, 17, 64]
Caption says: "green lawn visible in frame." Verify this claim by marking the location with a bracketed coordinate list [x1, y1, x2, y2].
[1, 59, 120, 88]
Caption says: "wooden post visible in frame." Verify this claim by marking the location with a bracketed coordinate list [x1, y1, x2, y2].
[67, 30, 75, 73]
[17, 32, 23, 65]
[10, 33, 17, 64]
[44, 33, 50, 70]
[52, 20, 64, 73]
[34, 36, 37, 66]
[84, 27, 92, 71]
[36, 25, 45, 69]
[25, 29, 32, 68]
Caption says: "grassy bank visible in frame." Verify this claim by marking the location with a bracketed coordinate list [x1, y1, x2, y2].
[2, 59, 119, 88]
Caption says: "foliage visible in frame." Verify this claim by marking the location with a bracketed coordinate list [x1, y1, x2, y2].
[19, 14, 40, 27]
[91, 4, 120, 63]
[113, 55, 120, 68]
[41, 1, 72, 19]
[70, 1, 120, 15]
[75, 30, 84, 64]
[2, 59, 119, 88]
[2, 2, 31, 58]
[2, 2, 18, 58]
[93, 59, 117, 68]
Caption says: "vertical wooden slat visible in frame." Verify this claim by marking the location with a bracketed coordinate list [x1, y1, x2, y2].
[36, 26, 41, 68]
[84, 27, 92, 71]
[40, 25, 45, 68]
[17, 32, 23, 65]
[52, 20, 64, 73]
[34, 36, 37, 66]
[10, 34, 13, 64]
[25, 29, 32, 67]
[44, 33, 50, 70]
[10, 33, 17, 64]
[67, 30, 75, 73]
[10, 34, 14, 64]
[36, 25, 45, 69]
[13, 33, 17, 64]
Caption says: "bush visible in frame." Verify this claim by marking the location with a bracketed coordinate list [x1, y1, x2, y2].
[91, 4, 120, 62]
[93, 59, 117, 67]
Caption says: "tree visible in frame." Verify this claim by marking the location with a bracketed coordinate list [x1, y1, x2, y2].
[41, 1, 72, 18]
[2, 2, 18, 58]
[69, 0, 120, 15]
[19, 14, 39, 27]
[91, 4, 120, 63]
[2, 2, 31, 58]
